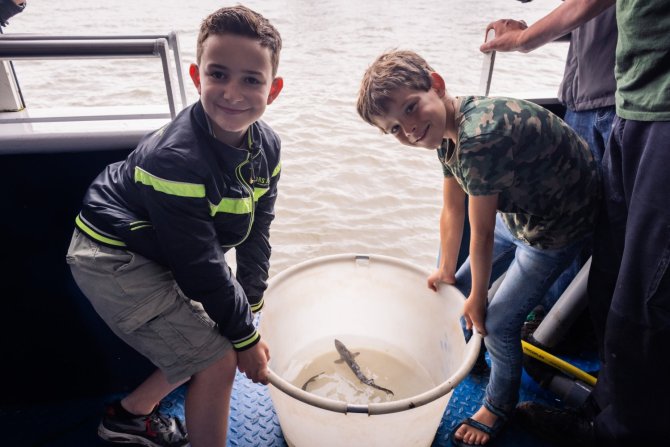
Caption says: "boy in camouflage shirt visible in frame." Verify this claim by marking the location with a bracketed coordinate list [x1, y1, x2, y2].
[356, 50, 600, 447]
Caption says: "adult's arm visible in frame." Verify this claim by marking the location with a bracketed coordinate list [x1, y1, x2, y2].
[480, 0, 615, 53]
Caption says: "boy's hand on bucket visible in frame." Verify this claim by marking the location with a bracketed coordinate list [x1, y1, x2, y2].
[463, 295, 488, 336]
[237, 340, 271, 384]
[427, 268, 456, 292]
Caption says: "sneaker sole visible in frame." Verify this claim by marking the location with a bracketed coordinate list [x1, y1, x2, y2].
[98, 423, 166, 447]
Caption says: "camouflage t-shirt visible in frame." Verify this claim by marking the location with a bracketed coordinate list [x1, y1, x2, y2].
[437, 96, 600, 249]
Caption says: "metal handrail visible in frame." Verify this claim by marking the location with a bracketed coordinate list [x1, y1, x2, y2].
[0, 32, 187, 118]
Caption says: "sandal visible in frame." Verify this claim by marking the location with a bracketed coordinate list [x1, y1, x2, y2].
[450, 405, 508, 447]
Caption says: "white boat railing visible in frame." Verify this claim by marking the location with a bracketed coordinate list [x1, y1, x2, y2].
[0, 32, 187, 120]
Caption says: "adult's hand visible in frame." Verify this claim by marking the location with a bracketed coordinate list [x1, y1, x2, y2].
[480, 19, 529, 53]
[237, 339, 271, 384]
[480, 0, 615, 55]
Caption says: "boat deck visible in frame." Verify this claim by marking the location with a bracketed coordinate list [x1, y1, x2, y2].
[3, 346, 598, 447]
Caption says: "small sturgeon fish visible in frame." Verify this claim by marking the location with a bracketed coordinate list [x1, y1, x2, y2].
[334, 339, 394, 395]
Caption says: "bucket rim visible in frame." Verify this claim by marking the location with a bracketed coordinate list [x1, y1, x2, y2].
[263, 253, 482, 415]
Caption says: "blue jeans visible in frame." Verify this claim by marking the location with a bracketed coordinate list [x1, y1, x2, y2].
[564, 106, 615, 169]
[544, 106, 615, 307]
[455, 215, 584, 414]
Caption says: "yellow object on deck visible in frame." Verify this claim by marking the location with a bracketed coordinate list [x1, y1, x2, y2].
[521, 340, 597, 387]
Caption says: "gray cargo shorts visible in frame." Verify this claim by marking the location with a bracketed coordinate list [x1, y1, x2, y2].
[66, 229, 232, 383]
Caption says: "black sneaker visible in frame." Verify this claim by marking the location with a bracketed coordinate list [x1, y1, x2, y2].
[98, 401, 189, 447]
[515, 401, 595, 447]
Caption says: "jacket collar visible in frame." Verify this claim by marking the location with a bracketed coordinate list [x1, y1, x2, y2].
[192, 101, 263, 156]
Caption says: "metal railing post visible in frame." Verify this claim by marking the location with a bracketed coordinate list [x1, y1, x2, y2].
[168, 31, 187, 109]
[155, 38, 176, 118]
[478, 29, 496, 96]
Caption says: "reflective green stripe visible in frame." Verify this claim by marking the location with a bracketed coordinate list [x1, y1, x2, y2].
[272, 162, 281, 177]
[209, 197, 253, 216]
[250, 298, 264, 313]
[253, 187, 268, 201]
[134, 167, 206, 198]
[75, 215, 126, 247]
[130, 220, 152, 231]
[209, 186, 268, 216]
[130, 225, 152, 231]
[233, 331, 260, 349]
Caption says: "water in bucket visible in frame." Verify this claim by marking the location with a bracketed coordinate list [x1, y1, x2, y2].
[286, 336, 436, 404]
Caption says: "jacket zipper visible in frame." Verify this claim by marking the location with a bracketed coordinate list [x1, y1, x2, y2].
[223, 152, 256, 248]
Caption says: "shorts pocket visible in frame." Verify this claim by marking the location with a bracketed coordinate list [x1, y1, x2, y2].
[114, 286, 178, 334]
[148, 300, 219, 358]
[65, 230, 82, 265]
[65, 229, 99, 265]
[124, 293, 222, 370]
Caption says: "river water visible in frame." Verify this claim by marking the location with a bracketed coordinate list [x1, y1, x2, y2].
[7, 0, 567, 275]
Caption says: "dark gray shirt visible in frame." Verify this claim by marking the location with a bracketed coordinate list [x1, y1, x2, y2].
[557, 6, 617, 111]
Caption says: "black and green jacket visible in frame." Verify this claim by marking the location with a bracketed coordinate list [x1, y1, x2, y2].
[75, 101, 281, 351]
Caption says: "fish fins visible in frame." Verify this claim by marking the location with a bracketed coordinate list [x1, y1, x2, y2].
[334, 351, 358, 363]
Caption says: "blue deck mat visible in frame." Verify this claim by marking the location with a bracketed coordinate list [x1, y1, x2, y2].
[2, 350, 598, 447]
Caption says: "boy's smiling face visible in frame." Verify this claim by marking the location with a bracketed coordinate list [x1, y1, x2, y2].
[372, 73, 449, 150]
[190, 33, 282, 147]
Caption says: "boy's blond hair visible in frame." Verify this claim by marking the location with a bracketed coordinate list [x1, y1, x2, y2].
[356, 50, 435, 128]
[197, 5, 282, 76]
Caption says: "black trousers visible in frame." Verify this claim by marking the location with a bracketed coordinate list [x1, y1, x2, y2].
[587, 117, 670, 444]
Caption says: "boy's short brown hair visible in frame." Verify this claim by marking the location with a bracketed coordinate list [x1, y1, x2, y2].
[356, 50, 435, 127]
[196, 5, 282, 76]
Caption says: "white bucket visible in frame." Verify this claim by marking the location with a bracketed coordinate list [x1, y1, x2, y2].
[259, 254, 481, 447]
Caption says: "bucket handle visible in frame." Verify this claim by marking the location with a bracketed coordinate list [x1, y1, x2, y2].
[266, 331, 482, 415]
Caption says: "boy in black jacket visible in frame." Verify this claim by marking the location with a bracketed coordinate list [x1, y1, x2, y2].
[66, 5, 283, 447]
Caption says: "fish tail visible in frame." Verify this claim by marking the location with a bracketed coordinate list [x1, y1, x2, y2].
[373, 383, 394, 395]
[367, 380, 394, 396]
